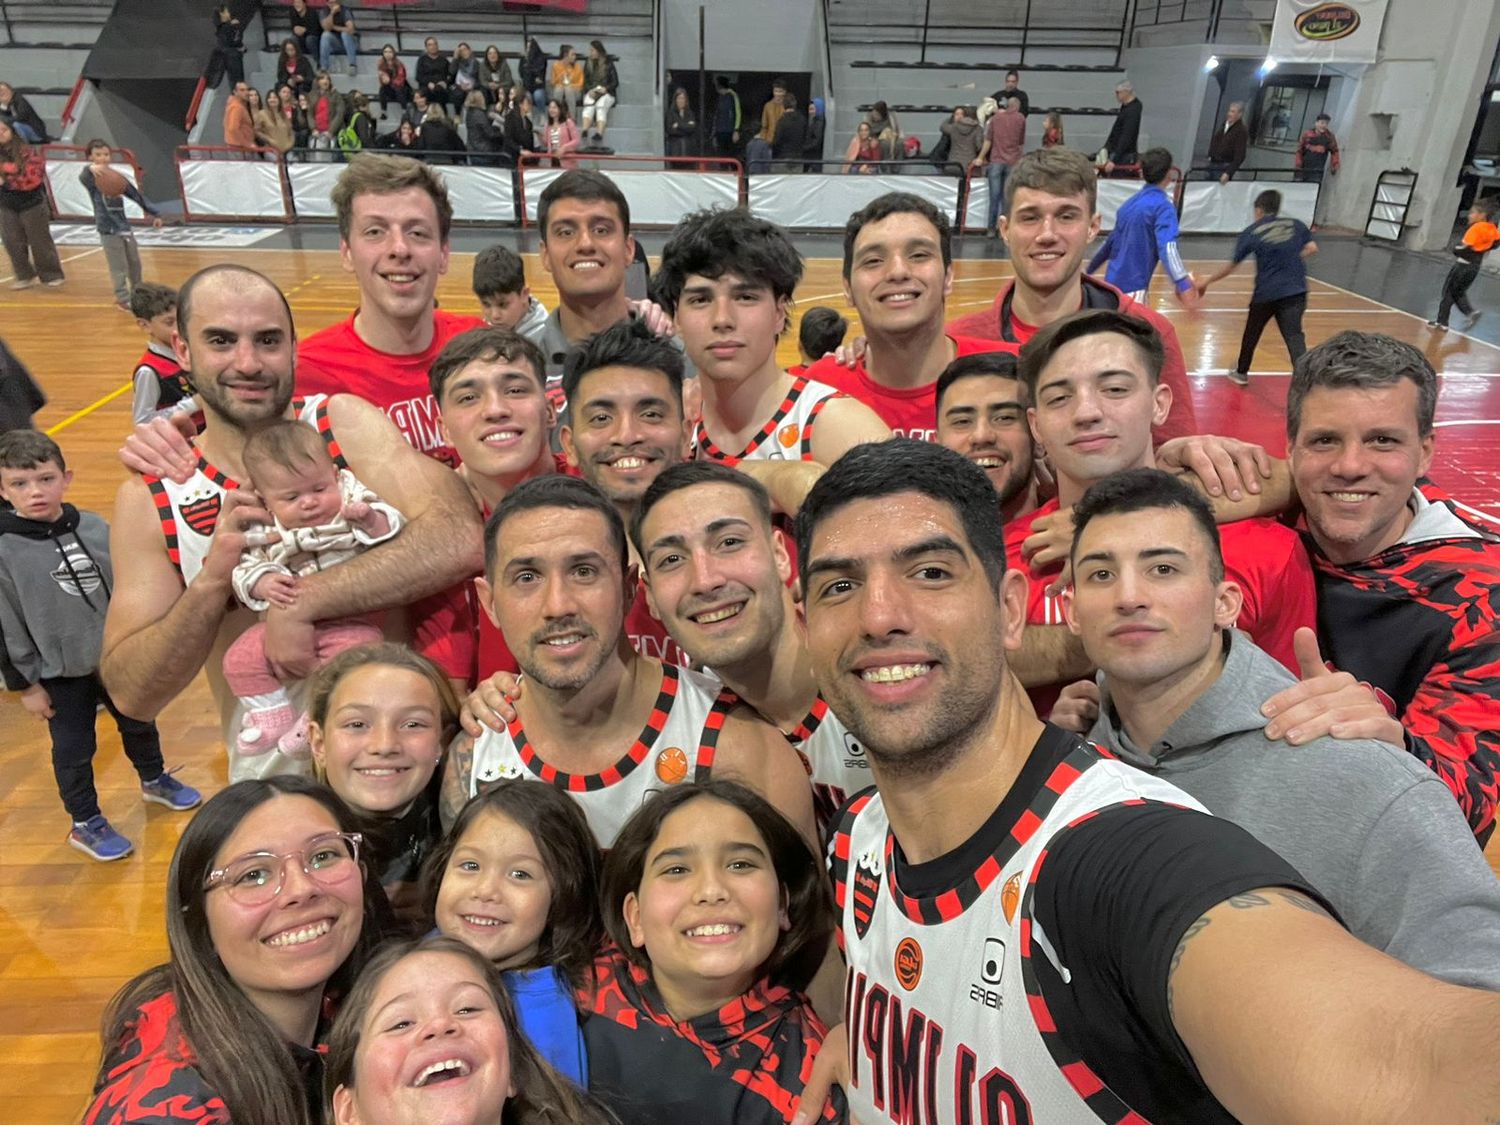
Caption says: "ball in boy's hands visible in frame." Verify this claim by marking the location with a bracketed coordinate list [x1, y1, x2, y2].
[92, 167, 131, 198]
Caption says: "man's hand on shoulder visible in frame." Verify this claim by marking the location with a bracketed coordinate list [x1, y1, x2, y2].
[119, 415, 198, 482]
[1261, 628, 1405, 748]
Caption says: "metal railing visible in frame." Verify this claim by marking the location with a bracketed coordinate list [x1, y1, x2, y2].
[1127, 0, 1229, 45]
[826, 1, 1132, 65]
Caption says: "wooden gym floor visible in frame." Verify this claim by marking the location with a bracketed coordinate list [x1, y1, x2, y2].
[2, 240, 1499, 1123]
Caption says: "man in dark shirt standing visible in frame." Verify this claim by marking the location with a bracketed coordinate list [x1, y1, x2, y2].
[1196, 189, 1317, 384]
[1295, 112, 1340, 183]
[712, 74, 741, 155]
[989, 68, 1029, 116]
[1103, 79, 1143, 174]
[1206, 101, 1248, 182]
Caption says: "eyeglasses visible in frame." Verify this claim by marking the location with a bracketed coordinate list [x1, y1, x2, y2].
[202, 831, 363, 907]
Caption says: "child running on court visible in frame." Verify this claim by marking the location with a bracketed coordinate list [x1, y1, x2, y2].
[0, 430, 200, 861]
[1429, 196, 1498, 331]
[222, 420, 403, 757]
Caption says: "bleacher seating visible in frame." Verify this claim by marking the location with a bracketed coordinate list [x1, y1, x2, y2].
[0, 0, 113, 131]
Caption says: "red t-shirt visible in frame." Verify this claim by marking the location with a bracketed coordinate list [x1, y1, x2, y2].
[946, 278, 1199, 444]
[803, 334, 997, 440]
[1004, 497, 1316, 713]
[297, 309, 485, 468]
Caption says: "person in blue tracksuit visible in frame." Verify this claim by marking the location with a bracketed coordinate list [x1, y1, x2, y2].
[1088, 147, 1198, 308]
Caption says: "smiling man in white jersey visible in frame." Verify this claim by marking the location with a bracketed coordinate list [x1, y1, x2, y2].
[790, 438, 1500, 1124]
[652, 208, 889, 466]
[101, 265, 482, 780]
[441, 474, 816, 847]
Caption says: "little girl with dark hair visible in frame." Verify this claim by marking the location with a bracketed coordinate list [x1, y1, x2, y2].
[588, 780, 846, 1123]
[424, 780, 604, 1084]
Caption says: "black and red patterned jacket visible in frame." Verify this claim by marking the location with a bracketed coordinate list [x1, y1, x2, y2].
[1310, 484, 1500, 842]
[84, 990, 325, 1124]
[582, 944, 846, 1124]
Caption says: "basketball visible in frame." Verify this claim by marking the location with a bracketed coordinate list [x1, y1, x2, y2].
[91, 167, 130, 198]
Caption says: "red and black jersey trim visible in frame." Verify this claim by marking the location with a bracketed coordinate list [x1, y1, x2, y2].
[827, 789, 879, 954]
[695, 376, 832, 464]
[1015, 799, 1167, 1125]
[883, 742, 1098, 926]
[786, 694, 830, 742]
[510, 664, 733, 791]
[309, 395, 350, 471]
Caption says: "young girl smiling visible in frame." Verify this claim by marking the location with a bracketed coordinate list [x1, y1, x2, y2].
[426, 781, 603, 1083]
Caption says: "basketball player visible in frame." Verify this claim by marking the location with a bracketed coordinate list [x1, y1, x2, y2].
[100, 266, 482, 779]
[1013, 310, 1315, 713]
[802, 193, 993, 440]
[440, 474, 815, 848]
[652, 208, 890, 464]
[793, 439, 1500, 1123]
[119, 155, 485, 478]
[947, 146, 1200, 442]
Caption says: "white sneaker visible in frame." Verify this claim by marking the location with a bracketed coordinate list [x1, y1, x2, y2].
[10, 277, 37, 290]
[43, 278, 65, 287]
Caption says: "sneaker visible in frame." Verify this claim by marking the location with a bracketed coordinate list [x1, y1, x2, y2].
[116, 300, 133, 313]
[69, 815, 134, 861]
[10, 277, 37, 290]
[1466, 311, 1482, 329]
[43, 277, 65, 287]
[141, 768, 202, 812]
[1431, 320, 1449, 332]
[1227, 370, 1250, 386]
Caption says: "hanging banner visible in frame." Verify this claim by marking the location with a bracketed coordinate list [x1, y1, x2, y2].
[1269, 0, 1389, 64]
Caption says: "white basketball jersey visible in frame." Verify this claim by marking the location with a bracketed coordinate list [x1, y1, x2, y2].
[142, 396, 341, 781]
[468, 662, 738, 847]
[144, 396, 342, 583]
[694, 375, 844, 463]
[830, 740, 1207, 1123]
[786, 694, 873, 834]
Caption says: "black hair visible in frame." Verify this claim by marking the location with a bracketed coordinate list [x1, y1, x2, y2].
[1315, 112, 1331, 122]
[176, 265, 296, 343]
[715, 74, 731, 91]
[794, 439, 1007, 593]
[798, 306, 848, 360]
[652, 208, 804, 315]
[472, 243, 527, 298]
[421, 780, 603, 990]
[130, 280, 178, 321]
[1139, 147, 1173, 185]
[1017, 309, 1165, 395]
[934, 350, 1023, 416]
[601, 781, 833, 994]
[560, 317, 685, 419]
[537, 168, 631, 238]
[1287, 330, 1438, 440]
[485, 474, 628, 578]
[1254, 189, 1282, 214]
[842, 192, 953, 280]
[1071, 467, 1225, 584]
[428, 325, 547, 401]
[630, 459, 774, 560]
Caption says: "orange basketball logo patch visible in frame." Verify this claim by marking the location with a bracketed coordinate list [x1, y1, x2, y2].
[894, 937, 923, 991]
[1001, 872, 1021, 924]
[654, 746, 688, 784]
[778, 423, 800, 448]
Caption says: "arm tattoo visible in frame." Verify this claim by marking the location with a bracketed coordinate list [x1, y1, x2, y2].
[439, 732, 475, 830]
[1167, 916, 1212, 1018]
[1226, 891, 1270, 908]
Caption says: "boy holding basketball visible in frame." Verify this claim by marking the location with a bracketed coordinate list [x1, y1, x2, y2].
[79, 139, 162, 312]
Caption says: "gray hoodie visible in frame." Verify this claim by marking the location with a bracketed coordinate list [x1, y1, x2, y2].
[0, 504, 112, 684]
[1091, 629, 1500, 990]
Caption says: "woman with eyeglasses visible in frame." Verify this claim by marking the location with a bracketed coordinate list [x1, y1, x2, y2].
[84, 776, 400, 1125]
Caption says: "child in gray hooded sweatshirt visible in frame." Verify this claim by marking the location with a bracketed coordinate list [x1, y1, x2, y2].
[0, 430, 200, 861]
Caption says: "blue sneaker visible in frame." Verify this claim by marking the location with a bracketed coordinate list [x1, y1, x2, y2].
[141, 769, 202, 812]
[69, 815, 134, 861]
